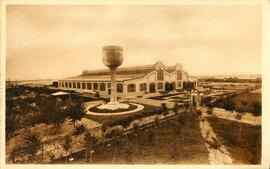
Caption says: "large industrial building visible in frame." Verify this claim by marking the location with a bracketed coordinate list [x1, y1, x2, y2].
[57, 62, 197, 98]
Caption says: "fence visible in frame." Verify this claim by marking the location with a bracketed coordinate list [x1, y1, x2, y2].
[7, 126, 100, 164]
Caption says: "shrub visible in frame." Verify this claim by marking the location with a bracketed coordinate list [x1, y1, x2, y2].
[251, 101, 261, 117]
[23, 131, 42, 158]
[73, 123, 87, 136]
[207, 107, 213, 115]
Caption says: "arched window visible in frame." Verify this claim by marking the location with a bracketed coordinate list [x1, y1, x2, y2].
[69, 82, 72, 88]
[93, 83, 98, 91]
[77, 82, 81, 89]
[157, 82, 163, 89]
[107, 83, 111, 89]
[65, 82, 68, 88]
[87, 83, 92, 90]
[157, 68, 164, 81]
[128, 84, 136, 92]
[177, 70, 182, 80]
[82, 83, 86, 89]
[100, 83, 106, 91]
[149, 83, 156, 93]
[177, 81, 182, 88]
[117, 83, 123, 93]
[140, 83, 147, 91]
[73, 82, 76, 88]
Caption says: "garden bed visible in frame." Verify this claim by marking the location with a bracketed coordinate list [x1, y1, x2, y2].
[88, 103, 138, 113]
[52, 111, 209, 164]
[207, 116, 261, 164]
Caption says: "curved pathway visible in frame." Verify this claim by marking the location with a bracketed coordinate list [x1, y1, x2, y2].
[200, 111, 233, 164]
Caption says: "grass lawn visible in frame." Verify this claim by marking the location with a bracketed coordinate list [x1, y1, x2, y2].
[53, 111, 209, 164]
[85, 103, 161, 124]
[207, 116, 261, 164]
[231, 92, 261, 112]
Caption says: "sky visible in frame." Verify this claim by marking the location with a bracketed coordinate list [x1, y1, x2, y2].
[6, 5, 261, 80]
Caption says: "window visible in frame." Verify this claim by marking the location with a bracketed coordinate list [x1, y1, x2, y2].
[157, 68, 164, 81]
[69, 82, 72, 88]
[100, 83, 106, 91]
[93, 83, 98, 90]
[157, 82, 163, 89]
[177, 70, 182, 80]
[140, 83, 147, 91]
[128, 84, 136, 92]
[73, 82, 76, 88]
[87, 83, 92, 90]
[177, 81, 182, 88]
[82, 83, 86, 89]
[107, 83, 111, 89]
[117, 83, 123, 93]
[77, 82, 81, 89]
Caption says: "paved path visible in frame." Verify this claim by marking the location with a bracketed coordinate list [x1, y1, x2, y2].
[130, 98, 175, 108]
[200, 112, 233, 164]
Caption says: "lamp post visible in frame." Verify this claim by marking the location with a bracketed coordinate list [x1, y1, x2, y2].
[102, 46, 123, 105]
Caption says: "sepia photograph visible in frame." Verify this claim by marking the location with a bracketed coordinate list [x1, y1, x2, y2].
[1, 0, 270, 168]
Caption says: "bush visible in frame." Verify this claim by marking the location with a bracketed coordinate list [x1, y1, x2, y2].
[23, 131, 42, 157]
[206, 107, 213, 115]
[251, 101, 261, 117]
[73, 123, 87, 136]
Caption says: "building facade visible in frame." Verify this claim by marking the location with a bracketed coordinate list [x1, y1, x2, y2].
[57, 62, 197, 98]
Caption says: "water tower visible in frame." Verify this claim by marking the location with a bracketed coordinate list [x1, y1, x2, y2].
[102, 46, 123, 105]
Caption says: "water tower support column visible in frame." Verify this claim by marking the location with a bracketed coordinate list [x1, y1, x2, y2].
[110, 69, 117, 104]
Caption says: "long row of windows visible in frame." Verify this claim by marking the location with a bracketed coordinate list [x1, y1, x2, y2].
[60, 81, 185, 93]
[59, 81, 123, 93]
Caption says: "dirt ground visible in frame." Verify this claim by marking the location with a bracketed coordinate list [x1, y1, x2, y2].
[207, 116, 261, 164]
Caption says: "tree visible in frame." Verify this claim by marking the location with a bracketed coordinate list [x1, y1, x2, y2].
[201, 96, 212, 107]
[123, 144, 134, 164]
[176, 114, 187, 143]
[161, 103, 169, 116]
[23, 131, 42, 161]
[223, 98, 236, 112]
[6, 112, 17, 138]
[154, 117, 161, 145]
[109, 128, 124, 164]
[148, 130, 155, 164]
[84, 131, 98, 162]
[173, 102, 180, 115]
[62, 135, 72, 163]
[235, 107, 244, 141]
[74, 123, 87, 136]
[133, 122, 140, 153]
[251, 101, 261, 117]
[207, 107, 214, 115]
[170, 141, 179, 161]
[67, 100, 86, 126]
[120, 118, 132, 143]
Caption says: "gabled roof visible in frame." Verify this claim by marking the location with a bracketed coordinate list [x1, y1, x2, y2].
[80, 63, 156, 77]
[65, 62, 187, 81]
